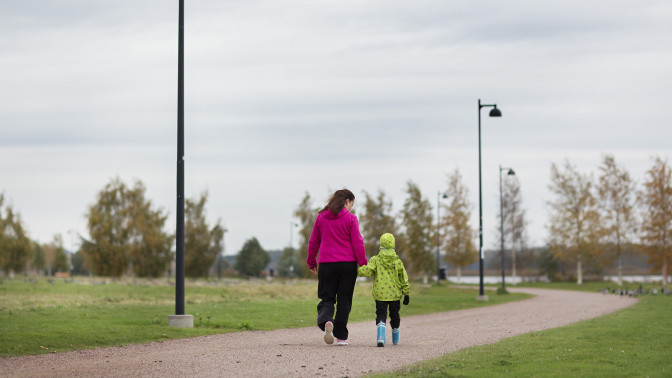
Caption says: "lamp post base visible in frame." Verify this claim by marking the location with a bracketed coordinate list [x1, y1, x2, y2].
[476, 295, 489, 302]
[168, 314, 194, 328]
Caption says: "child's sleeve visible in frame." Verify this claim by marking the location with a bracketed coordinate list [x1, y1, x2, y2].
[357, 256, 377, 277]
[398, 261, 410, 295]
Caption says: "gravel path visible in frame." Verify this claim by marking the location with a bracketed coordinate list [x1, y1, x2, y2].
[1, 287, 636, 377]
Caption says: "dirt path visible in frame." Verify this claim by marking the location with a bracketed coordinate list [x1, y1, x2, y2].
[1, 288, 636, 377]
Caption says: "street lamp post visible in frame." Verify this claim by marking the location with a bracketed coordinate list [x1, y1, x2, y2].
[499, 166, 515, 292]
[477, 99, 502, 301]
[168, 0, 193, 328]
[436, 191, 447, 284]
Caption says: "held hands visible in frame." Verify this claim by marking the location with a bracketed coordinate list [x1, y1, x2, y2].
[403, 295, 410, 305]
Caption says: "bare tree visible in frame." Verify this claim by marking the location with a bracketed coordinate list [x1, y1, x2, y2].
[547, 160, 601, 285]
[638, 156, 672, 287]
[497, 174, 528, 284]
[400, 181, 435, 282]
[360, 190, 396, 258]
[597, 154, 638, 286]
[441, 169, 477, 283]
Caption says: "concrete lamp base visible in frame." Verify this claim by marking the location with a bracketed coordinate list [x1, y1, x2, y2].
[168, 314, 194, 328]
[476, 295, 489, 302]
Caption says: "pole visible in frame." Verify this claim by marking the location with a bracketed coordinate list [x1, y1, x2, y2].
[499, 166, 506, 291]
[436, 191, 441, 284]
[176, 0, 185, 316]
[478, 99, 485, 298]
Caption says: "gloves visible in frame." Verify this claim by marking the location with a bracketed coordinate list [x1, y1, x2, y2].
[403, 295, 410, 305]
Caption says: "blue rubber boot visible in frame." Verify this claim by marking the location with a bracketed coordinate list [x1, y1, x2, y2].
[392, 328, 400, 345]
[376, 322, 386, 347]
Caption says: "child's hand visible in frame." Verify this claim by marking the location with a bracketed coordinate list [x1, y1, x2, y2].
[403, 295, 410, 305]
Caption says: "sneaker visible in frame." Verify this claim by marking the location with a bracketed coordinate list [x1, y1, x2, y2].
[324, 321, 334, 344]
[335, 338, 348, 346]
[392, 328, 400, 345]
[376, 322, 386, 347]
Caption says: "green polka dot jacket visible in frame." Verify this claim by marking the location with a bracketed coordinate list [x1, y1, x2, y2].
[357, 247, 410, 301]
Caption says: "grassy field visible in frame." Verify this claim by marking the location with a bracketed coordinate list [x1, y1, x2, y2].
[374, 282, 672, 377]
[0, 277, 529, 357]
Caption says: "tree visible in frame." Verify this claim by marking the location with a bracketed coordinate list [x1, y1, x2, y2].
[547, 160, 602, 285]
[276, 246, 298, 277]
[638, 157, 672, 287]
[294, 192, 318, 279]
[497, 174, 528, 284]
[185, 192, 224, 278]
[31, 242, 45, 275]
[400, 181, 435, 281]
[597, 154, 638, 286]
[0, 195, 33, 276]
[235, 237, 270, 278]
[441, 169, 477, 283]
[82, 178, 173, 277]
[70, 250, 88, 276]
[360, 190, 396, 258]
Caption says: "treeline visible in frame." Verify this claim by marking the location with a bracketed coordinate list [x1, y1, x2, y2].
[283, 154, 671, 286]
[0, 176, 275, 280]
[1, 155, 670, 285]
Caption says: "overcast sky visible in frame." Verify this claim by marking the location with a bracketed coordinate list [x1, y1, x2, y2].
[1, 0, 671, 257]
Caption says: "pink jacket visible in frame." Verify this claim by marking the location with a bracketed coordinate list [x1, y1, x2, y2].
[306, 208, 367, 269]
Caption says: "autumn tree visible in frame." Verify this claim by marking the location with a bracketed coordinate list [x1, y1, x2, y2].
[441, 169, 477, 283]
[547, 160, 601, 285]
[235, 237, 270, 278]
[638, 157, 672, 287]
[185, 192, 224, 278]
[0, 194, 33, 275]
[496, 173, 528, 284]
[597, 154, 638, 286]
[360, 190, 397, 258]
[82, 178, 173, 277]
[294, 192, 319, 279]
[31, 242, 45, 275]
[400, 181, 435, 282]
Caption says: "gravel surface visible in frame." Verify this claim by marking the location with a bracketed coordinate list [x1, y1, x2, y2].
[1, 287, 636, 377]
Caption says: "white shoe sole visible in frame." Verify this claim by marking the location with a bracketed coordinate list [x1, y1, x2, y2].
[324, 322, 334, 344]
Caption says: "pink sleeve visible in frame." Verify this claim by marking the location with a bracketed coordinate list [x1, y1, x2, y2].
[350, 215, 368, 266]
[307, 216, 321, 269]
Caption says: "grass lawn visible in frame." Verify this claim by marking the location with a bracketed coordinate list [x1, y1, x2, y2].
[375, 282, 672, 377]
[0, 277, 529, 357]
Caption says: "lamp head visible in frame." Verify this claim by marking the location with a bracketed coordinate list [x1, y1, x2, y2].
[507, 169, 515, 176]
[489, 107, 502, 117]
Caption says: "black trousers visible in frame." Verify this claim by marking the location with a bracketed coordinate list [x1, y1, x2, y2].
[375, 300, 401, 329]
[316, 261, 358, 340]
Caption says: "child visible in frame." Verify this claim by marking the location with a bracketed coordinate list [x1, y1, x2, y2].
[357, 233, 410, 347]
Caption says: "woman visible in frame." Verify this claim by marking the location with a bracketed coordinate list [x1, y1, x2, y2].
[307, 189, 367, 346]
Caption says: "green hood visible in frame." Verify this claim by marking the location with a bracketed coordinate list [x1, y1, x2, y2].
[377, 247, 399, 269]
[380, 233, 395, 249]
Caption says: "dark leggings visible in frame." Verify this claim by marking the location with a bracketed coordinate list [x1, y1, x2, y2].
[316, 261, 358, 340]
[375, 300, 401, 329]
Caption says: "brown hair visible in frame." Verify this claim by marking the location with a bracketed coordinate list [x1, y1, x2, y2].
[321, 189, 355, 216]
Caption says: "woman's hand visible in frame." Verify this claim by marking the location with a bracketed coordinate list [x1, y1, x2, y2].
[310, 267, 318, 275]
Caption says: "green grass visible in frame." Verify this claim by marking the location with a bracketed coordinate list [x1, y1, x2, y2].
[373, 283, 672, 377]
[0, 277, 529, 357]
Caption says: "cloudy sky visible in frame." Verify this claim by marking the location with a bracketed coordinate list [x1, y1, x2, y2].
[1, 0, 671, 257]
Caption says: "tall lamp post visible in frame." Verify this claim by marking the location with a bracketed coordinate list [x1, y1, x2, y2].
[168, 0, 193, 328]
[477, 99, 502, 301]
[436, 191, 447, 284]
[499, 166, 515, 292]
